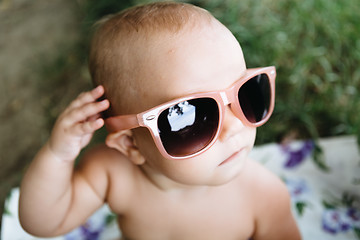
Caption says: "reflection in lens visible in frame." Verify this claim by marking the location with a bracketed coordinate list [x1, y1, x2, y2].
[167, 101, 195, 132]
[158, 98, 219, 157]
[239, 74, 270, 123]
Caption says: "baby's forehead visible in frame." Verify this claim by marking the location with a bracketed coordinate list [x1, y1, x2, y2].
[103, 6, 243, 114]
[116, 35, 244, 115]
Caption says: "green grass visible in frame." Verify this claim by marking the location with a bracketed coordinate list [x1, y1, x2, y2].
[188, 0, 360, 144]
[42, 0, 360, 145]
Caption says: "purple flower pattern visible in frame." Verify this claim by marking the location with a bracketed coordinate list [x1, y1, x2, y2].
[322, 207, 360, 235]
[286, 178, 309, 200]
[285, 178, 311, 216]
[281, 139, 360, 239]
[282, 140, 314, 168]
[65, 221, 104, 240]
[64, 212, 112, 240]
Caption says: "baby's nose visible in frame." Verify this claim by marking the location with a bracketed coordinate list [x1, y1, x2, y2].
[218, 106, 244, 142]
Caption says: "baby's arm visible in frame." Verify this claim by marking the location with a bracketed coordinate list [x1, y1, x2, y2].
[19, 86, 110, 237]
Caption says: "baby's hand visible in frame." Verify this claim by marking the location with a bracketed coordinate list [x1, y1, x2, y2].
[47, 86, 110, 162]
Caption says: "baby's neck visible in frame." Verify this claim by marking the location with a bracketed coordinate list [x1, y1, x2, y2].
[139, 163, 217, 195]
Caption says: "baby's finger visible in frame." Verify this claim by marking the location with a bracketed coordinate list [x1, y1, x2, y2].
[87, 113, 101, 122]
[74, 118, 104, 135]
[68, 99, 109, 124]
[69, 85, 105, 110]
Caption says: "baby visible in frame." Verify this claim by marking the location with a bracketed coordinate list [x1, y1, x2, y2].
[19, 2, 301, 240]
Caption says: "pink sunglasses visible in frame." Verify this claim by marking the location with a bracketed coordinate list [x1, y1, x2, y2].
[106, 66, 276, 160]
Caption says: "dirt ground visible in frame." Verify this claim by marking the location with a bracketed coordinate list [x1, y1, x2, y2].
[0, 0, 84, 230]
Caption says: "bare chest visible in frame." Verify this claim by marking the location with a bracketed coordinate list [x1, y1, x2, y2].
[114, 188, 255, 240]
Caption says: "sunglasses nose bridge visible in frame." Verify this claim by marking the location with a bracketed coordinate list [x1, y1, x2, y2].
[221, 86, 246, 124]
[220, 87, 237, 107]
[218, 89, 242, 124]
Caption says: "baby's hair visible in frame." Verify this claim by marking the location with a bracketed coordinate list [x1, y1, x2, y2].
[88, 2, 214, 116]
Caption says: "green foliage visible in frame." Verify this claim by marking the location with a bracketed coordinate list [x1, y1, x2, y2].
[80, 0, 134, 33]
[187, 0, 360, 144]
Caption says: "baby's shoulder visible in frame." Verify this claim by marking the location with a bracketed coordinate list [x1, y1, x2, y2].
[243, 160, 289, 199]
[242, 160, 292, 219]
[77, 145, 139, 209]
[78, 144, 140, 182]
[241, 161, 299, 239]
[78, 144, 132, 173]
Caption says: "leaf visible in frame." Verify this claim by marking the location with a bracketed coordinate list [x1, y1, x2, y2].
[296, 201, 307, 216]
[105, 213, 117, 226]
[341, 192, 355, 207]
[4, 206, 11, 216]
[312, 141, 331, 172]
[4, 191, 13, 216]
[354, 227, 360, 240]
[322, 200, 336, 209]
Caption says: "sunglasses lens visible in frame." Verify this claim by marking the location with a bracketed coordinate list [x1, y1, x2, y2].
[158, 98, 219, 157]
[239, 74, 271, 123]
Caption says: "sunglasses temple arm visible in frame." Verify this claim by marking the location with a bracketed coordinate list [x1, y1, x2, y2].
[105, 114, 140, 132]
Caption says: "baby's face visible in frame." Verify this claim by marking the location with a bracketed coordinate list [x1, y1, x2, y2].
[130, 21, 256, 186]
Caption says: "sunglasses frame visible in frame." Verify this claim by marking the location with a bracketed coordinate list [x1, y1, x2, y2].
[106, 66, 276, 160]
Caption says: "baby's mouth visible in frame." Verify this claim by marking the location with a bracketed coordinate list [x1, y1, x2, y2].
[218, 148, 244, 166]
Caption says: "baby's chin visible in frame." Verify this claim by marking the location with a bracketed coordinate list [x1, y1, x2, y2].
[201, 169, 245, 187]
[178, 160, 248, 187]
[209, 156, 249, 186]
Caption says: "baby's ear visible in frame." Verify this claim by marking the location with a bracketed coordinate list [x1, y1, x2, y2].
[106, 130, 145, 165]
